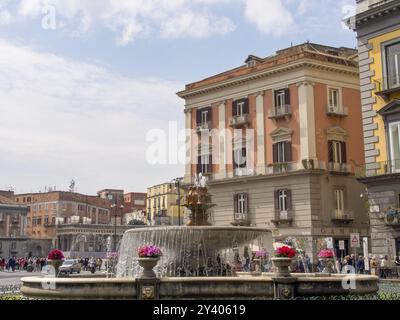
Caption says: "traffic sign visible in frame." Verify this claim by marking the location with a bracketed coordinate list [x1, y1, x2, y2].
[350, 233, 360, 248]
[339, 240, 345, 250]
[325, 237, 333, 249]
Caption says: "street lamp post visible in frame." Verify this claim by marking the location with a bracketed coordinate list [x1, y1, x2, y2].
[172, 178, 183, 226]
[110, 202, 124, 253]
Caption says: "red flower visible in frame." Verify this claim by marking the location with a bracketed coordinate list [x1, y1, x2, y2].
[274, 246, 297, 258]
[318, 249, 335, 258]
[47, 249, 65, 260]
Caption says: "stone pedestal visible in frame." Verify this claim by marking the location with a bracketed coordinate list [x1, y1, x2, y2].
[273, 276, 297, 300]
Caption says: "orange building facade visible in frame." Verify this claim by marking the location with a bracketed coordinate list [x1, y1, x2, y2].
[178, 43, 369, 265]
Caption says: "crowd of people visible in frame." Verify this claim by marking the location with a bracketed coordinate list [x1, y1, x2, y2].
[0, 256, 47, 272]
[0, 256, 106, 273]
[78, 257, 103, 271]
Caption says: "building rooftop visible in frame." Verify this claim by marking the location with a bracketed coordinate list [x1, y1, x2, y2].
[0, 194, 17, 205]
[177, 42, 358, 98]
[15, 191, 111, 208]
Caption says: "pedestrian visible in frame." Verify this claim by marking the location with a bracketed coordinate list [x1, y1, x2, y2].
[357, 255, 365, 274]
[379, 255, 388, 278]
[395, 256, 400, 278]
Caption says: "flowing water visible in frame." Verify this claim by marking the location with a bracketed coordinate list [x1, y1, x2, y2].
[116, 226, 272, 278]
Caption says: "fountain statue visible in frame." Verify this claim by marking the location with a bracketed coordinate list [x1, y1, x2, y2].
[116, 174, 272, 278]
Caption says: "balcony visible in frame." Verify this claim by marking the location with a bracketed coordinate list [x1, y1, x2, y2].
[231, 213, 251, 226]
[268, 105, 291, 121]
[271, 210, 293, 226]
[355, 159, 400, 178]
[233, 167, 254, 177]
[327, 162, 351, 174]
[331, 209, 354, 224]
[374, 76, 400, 100]
[196, 121, 212, 134]
[267, 162, 295, 174]
[326, 105, 348, 117]
[230, 114, 250, 128]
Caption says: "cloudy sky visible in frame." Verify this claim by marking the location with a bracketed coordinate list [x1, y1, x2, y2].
[0, 0, 358, 195]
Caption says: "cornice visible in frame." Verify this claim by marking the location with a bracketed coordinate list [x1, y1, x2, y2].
[177, 59, 359, 99]
[353, 1, 400, 27]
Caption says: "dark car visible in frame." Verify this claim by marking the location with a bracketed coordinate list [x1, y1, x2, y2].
[59, 259, 82, 274]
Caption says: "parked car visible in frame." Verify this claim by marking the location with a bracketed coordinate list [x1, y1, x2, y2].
[59, 259, 81, 274]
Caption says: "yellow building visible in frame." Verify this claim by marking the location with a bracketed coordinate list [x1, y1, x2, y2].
[147, 180, 186, 226]
[350, 0, 400, 261]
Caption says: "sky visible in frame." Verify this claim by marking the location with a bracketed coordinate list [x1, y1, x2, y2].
[0, 0, 358, 195]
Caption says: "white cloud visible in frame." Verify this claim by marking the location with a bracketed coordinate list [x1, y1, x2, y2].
[244, 0, 294, 36]
[0, 9, 11, 24]
[12, 0, 236, 44]
[0, 39, 185, 193]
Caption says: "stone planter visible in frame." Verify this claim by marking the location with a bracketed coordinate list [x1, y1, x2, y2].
[272, 257, 292, 277]
[137, 257, 160, 279]
[319, 257, 335, 274]
[47, 259, 63, 277]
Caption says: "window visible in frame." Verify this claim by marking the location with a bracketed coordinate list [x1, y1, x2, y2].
[386, 42, 400, 89]
[273, 141, 292, 163]
[274, 89, 290, 115]
[37, 217, 42, 226]
[274, 189, 292, 219]
[233, 147, 247, 169]
[197, 154, 212, 174]
[334, 189, 345, 213]
[196, 107, 212, 126]
[328, 88, 340, 108]
[279, 190, 288, 212]
[44, 216, 49, 225]
[234, 193, 248, 220]
[232, 98, 249, 117]
[328, 140, 347, 164]
[389, 121, 400, 172]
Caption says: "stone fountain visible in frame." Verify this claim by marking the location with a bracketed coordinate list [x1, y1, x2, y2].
[116, 174, 272, 278]
[20, 175, 380, 300]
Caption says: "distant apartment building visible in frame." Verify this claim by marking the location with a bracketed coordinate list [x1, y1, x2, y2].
[177, 43, 369, 263]
[0, 191, 28, 258]
[97, 189, 125, 204]
[349, 0, 400, 260]
[123, 192, 147, 224]
[14, 191, 112, 256]
[147, 181, 186, 226]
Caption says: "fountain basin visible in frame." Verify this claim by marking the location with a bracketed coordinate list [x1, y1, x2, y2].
[117, 226, 273, 278]
[21, 274, 379, 300]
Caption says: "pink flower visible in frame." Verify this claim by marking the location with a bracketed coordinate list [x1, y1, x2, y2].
[137, 245, 163, 258]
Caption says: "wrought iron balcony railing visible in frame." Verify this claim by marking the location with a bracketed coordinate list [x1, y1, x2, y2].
[355, 159, 400, 178]
[374, 75, 400, 93]
[327, 162, 351, 173]
[230, 114, 250, 128]
[268, 105, 292, 120]
[331, 209, 354, 224]
[326, 105, 348, 117]
[272, 209, 293, 225]
[196, 121, 212, 133]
